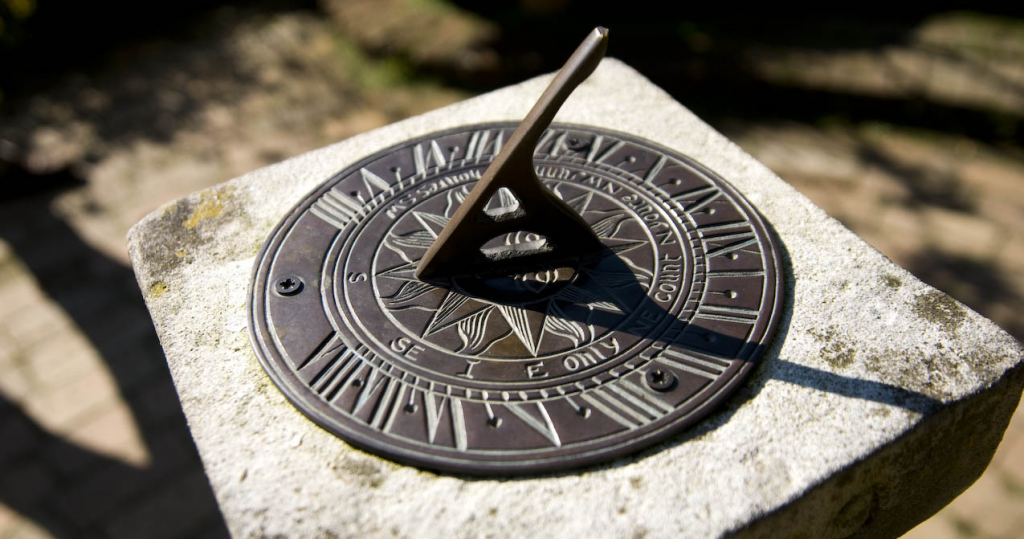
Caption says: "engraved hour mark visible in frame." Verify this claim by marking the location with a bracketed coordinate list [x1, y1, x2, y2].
[356, 167, 390, 201]
[656, 346, 730, 380]
[585, 135, 624, 163]
[465, 130, 505, 162]
[505, 402, 561, 447]
[310, 189, 362, 229]
[413, 140, 447, 177]
[580, 379, 673, 429]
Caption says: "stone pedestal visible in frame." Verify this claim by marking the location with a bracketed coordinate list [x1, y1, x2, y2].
[127, 59, 1024, 539]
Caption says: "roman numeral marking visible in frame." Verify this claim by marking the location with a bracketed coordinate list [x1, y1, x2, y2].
[465, 130, 504, 162]
[307, 346, 361, 401]
[535, 129, 568, 156]
[580, 380, 672, 429]
[451, 398, 468, 451]
[643, 155, 667, 184]
[419, 389, 469, 450]
[296, 334, 347, 375]
[671, 185, 716, 202]
[706, 238, 758, 258]
[693, 311, 758, 324]
[684, 191, 721, 214]
[656, 346, 730, 380]
[352, 366, 390, 415]
[372, 380, 405, 432]
[356, 167, 390, 201]
[310, 189, 362, 229]
[423, 388, 447, 444]
[414, 140, 447, 176]
[707, 270, 765, 278]
[585, 136, 624, 163]
[505, 402, 561, 447]
[696, 221, 751, 234]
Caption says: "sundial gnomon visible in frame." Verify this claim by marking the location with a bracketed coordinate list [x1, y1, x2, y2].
[248, 28, 783, 474]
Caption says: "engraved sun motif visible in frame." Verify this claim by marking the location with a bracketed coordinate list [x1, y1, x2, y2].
[373, 183, 655, 360]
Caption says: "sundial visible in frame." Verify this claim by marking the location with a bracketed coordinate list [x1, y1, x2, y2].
[248, 28, 783, 475]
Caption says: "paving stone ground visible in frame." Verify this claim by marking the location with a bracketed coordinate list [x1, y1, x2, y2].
[1, 4, 1022, 538]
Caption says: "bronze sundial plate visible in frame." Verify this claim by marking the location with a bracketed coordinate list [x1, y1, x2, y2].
[248, 123, 784, 475]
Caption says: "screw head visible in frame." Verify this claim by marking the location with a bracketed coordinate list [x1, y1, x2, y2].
[645, 368, 677, 392]
[274, 275, 304, 296]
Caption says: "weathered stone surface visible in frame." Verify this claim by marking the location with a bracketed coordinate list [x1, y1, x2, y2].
[127, 59, 1024, 539]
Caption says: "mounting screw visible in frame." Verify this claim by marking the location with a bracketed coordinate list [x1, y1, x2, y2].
[645, 368, 677, 392]
[274, 275, 304, 296]
[565, 135, 590, 152]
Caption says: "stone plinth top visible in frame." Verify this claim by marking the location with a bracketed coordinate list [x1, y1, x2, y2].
[127, 59, 1024, 539]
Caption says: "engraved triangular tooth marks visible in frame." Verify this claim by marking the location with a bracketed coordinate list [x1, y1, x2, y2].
[505, 402, 561, 446]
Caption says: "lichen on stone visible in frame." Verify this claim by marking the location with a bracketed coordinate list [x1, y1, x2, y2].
[810, 326, 857, 369]
[184, 185, 235, 229]
[149, 280, 170, 298]
[882, 274, 902, 289]
[913, 290, 966, 334]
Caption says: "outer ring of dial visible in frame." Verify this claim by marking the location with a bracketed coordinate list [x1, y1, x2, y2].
[247, 123, 784, 475]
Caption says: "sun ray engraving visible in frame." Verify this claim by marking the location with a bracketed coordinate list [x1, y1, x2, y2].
[375, 181, 655, 359]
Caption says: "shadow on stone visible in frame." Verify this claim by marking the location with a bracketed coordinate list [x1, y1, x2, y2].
[0, 174, 229, 537]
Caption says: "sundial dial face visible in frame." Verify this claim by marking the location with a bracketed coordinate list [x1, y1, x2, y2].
[248, 122, 783, 474]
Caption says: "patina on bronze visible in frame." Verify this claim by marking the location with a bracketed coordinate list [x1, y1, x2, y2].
[247, 28, 784, 475]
